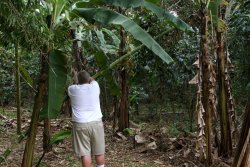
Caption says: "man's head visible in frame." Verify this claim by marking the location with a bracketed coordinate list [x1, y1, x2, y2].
[77, 70, 90, 84]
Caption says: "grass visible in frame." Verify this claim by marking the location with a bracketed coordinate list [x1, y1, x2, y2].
[0, 107, 17, 118]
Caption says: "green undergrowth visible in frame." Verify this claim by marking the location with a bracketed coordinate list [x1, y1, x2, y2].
[0, 107, 17, 118]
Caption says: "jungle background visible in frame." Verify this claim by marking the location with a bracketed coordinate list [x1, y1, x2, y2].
[0, 0, 249, 167]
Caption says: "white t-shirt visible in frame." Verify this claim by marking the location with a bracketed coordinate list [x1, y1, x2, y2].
[68, 81, 103, 123]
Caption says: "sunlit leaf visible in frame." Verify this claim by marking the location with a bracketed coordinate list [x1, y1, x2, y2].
[49, 130, 71, 145]
[18, 63, 33, 86]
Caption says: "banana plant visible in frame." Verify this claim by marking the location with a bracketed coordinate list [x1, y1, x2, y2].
[22, 0, 194, 165]
[69, 0, 194, 130]
[22, 1, 70, 166]
[191, 0, 234, 165]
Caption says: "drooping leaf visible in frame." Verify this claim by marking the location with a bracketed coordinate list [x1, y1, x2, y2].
[49, 130, 71, 145]
[143, 1, 194, 33]
[74, 7, 173, 64]
[95, 28, 120, 54]
[101, 0, 194, 33]
[40, 50, 67, 119]
[18, 63, 33, 86]
[208, 0, 220, 26]
[102, 28, 120, 47]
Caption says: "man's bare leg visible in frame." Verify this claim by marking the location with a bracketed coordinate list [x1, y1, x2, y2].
[81, 155, 91, 167]
[95, 154, 105, 167]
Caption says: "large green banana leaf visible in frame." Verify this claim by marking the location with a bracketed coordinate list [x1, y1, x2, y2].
[76, 0, 193, 33]
[143, 1, 194, 33]
[73, 8, 173, 64]
[40, 50, 67, 119]
[102, 0, 194, 32]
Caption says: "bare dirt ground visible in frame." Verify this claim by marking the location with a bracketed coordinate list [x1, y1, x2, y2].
[0, 108, 232, 167]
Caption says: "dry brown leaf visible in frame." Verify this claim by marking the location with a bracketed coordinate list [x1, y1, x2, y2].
[193, 59, 199, 67]
[189, 74, 198, 84]
[149, 135, 157, 141]
[183, 148, 191, 158]
[116, 132, 127, 140]
[135, 134, 147, 144]
[154, 160, 164, 165]
[146, 141, 157, 150]
[169, 138, 177, 142]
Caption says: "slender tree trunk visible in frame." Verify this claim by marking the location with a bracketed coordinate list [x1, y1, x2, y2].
[42, 51, 51, 152]
[15, 40, 21, 134]
[21, 52, 47, 167]
[118, 69, 129, 131]
[232, 94, 250, 167]
[43, 118, 52, 152]
[200, 9, 212, 166]
[216, 15, 232, 157]
[41, 50, 52, 152]
[118, 24, 129, 131]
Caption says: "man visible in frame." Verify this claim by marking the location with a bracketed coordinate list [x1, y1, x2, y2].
[68, 70, 105, 167]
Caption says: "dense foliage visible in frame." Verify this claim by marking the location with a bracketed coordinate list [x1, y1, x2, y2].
[228, 0, 250, 104]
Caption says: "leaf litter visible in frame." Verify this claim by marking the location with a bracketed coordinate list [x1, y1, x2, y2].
[0, 109, 233, 167]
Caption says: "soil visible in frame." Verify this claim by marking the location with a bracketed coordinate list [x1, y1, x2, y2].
[0, 109, 232, 167]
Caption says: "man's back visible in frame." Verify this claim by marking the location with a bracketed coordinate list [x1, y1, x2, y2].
[68, 81, 102, 123]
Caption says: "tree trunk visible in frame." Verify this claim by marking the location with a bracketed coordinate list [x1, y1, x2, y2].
[200, 9, 212, 166]
[21, 52, 47, 167]
[232, 94, 250, 167]
[117, 22, 129, 131]
[112, 96, 118, 133]
[216, 18, 232, 157]
[15, 40, 21, 134]
[118, 69, 129, 131]
[43, 118, 52, 152]
[42, 51, 51, 152]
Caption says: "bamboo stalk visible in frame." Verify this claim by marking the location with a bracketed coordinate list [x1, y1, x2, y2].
[21, 52, 48, 167]
[15, 40, 21, 134]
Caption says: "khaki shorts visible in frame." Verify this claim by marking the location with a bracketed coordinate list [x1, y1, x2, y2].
[72, 120, 105, 156]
